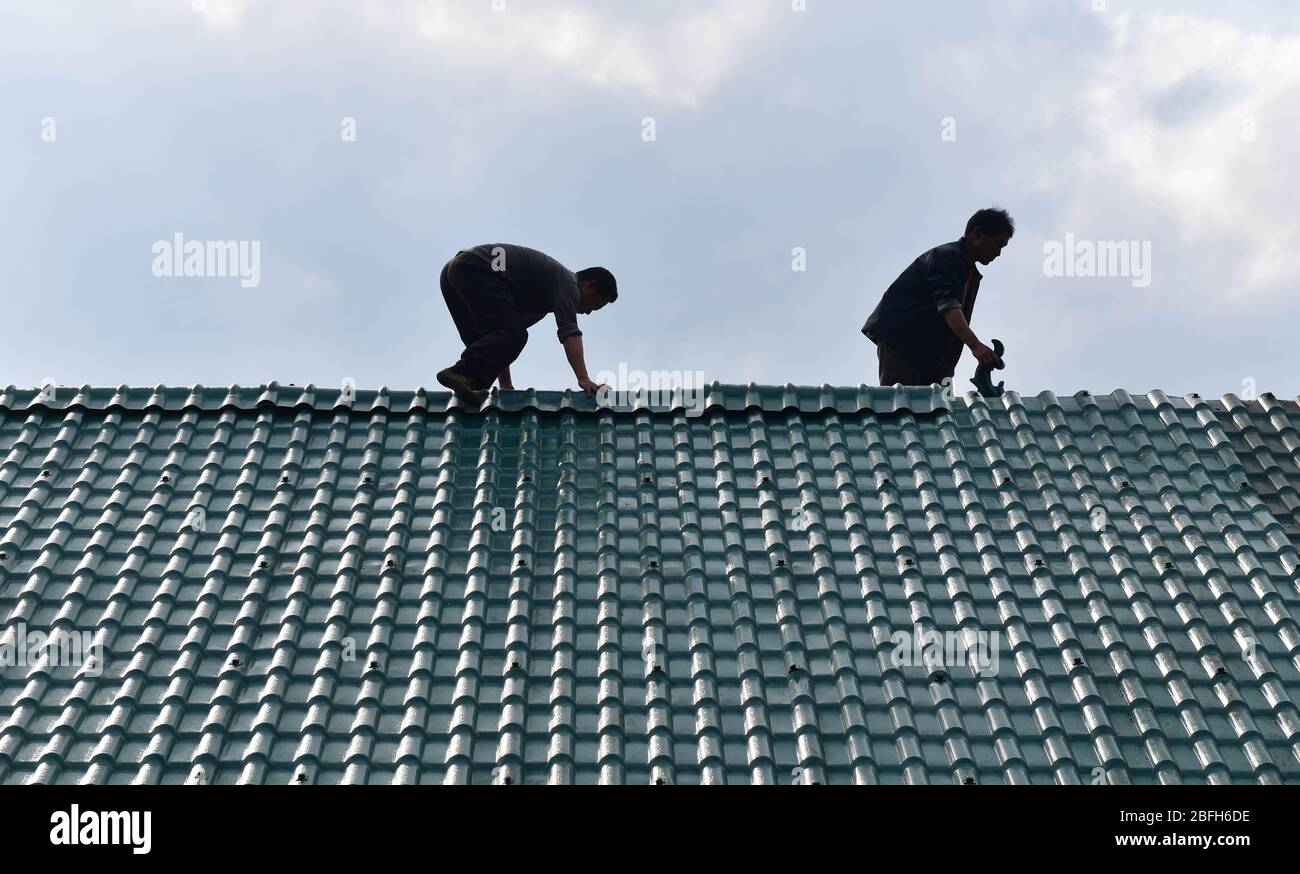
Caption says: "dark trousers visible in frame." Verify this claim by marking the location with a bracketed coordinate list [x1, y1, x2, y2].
[876, 339, 952, 387]
[440, 253, 529, 387]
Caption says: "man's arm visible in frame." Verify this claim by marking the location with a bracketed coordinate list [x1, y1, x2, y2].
[942, 308, 1001, 368]
[561, 334, 607, 395]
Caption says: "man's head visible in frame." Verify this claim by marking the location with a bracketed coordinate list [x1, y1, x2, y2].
[964, 207, 1015, 265]
[576, 267, 618, 314]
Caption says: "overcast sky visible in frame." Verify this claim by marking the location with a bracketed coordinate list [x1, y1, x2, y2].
[4, 0, 1299, 398]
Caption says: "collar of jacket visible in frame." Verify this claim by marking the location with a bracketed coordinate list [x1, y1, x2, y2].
[957, 236, 983, 279]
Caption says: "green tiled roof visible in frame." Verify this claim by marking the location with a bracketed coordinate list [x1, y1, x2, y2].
[1, 383, 1298, 784]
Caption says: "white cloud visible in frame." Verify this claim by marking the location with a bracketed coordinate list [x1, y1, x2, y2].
[187, 0, 779, 106]
[409, 0, 778, 106]
[1081, 13, 1300, 297]
[190, 0, 255, 32]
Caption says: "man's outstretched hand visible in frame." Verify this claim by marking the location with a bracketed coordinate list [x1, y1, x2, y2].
[563, 336, 606, 397]
[969, 341, 1003, 370]
[578, 377, 608, 396]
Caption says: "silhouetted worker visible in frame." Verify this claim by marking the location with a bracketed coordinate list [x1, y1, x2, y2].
[437, 244, 617, 405]
[862, 208, 1013, 387]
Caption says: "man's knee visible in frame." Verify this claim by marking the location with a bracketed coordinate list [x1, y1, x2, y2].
[502, 325, 528, 354]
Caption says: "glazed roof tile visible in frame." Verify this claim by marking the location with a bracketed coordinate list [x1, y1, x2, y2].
[1, 382, 1298, 784]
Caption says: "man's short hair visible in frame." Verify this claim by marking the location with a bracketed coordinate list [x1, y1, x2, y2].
[965, 207, 1015, 239]
[577, 267, 618, 303]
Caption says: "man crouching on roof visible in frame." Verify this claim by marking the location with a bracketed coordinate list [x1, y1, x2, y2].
[437, 244, 617, 406]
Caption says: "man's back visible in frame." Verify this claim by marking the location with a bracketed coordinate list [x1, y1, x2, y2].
[462, 244, 579, 324]
[862, 238, 980, 377]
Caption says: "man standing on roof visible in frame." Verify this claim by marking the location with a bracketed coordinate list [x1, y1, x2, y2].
[436, 244, 617, 405]
[862, 208, 1013, 387]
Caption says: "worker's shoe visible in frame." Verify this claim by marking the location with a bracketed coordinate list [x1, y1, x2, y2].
[437, 367, 485, 407]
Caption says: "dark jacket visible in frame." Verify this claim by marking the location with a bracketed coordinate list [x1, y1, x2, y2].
[862, 238, 981, 376]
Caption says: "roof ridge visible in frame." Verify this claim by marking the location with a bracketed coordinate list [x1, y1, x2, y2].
[0, 382, 955, 416]
[4, 382, 1296, 418]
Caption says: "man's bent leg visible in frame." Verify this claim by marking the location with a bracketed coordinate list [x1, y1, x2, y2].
[441, 254, 527, 388]
[440, 259, 482, 347]
[457, 325, 528, 388]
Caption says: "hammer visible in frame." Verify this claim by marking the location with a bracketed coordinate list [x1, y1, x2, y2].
[971, 338, 1006, 398]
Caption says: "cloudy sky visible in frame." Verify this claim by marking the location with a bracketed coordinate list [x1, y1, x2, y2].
[4, 0, 1299, 398]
